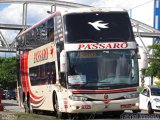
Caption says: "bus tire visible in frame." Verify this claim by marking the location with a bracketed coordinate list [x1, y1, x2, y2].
[27, 95, 33, 113]
[53, 94, 65, 119]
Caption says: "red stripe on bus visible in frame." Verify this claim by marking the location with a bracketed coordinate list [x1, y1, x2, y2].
[20, 53, 28, 94]
[30, 97, 44, 104]
[72, 87, 137, 94]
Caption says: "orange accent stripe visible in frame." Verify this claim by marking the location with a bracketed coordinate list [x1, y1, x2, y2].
[20, 53, 28, 94]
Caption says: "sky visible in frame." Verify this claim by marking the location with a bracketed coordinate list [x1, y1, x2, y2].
[0, 0, 155, 57]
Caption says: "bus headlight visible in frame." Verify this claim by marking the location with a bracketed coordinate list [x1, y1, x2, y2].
[135, 102, 139, 107]
[69, 95, 88, 101]
[124, 93, 139, 99]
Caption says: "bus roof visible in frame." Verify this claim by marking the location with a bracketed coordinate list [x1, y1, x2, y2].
[17, 11, 60, 37]
[61, 7, 126, 15]
[17, 7, 127, 38]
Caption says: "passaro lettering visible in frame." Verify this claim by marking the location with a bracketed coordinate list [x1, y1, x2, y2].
[34, 48, 48, 63]
[78, 42, 128, 50]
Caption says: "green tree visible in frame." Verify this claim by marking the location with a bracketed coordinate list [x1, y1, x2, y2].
[145, 44, 160, 86]
[0, 57, 17, 89]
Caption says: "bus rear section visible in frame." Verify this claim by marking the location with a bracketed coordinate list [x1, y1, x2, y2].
[17, 52, 29, 107]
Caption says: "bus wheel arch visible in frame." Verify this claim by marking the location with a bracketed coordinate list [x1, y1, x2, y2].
[52, 91, 65, 119]
[52, 91, 56, 109]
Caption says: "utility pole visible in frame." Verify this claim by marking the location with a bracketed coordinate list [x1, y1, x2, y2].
[154, 0, 160, 44]
[152, 0, 160, 85]
[154, 0, 160, 31]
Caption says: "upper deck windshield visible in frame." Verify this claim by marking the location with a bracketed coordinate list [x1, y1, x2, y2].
[67, 50, 139, 89]
[64, 12, 134, 43]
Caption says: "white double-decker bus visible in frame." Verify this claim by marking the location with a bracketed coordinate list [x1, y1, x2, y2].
[17, 7, 140, 119]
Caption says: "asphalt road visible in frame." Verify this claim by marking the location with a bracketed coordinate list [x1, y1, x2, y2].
[1, 99, 25, 112]
[1, 99, 160, 119]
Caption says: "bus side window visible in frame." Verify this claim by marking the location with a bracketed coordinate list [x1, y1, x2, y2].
[47, 18, 54, 42]
[50, 69, 56, 84]
[46, 62, 56, 84]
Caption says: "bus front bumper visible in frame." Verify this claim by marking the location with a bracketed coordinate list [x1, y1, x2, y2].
[65, 98, 139, 113]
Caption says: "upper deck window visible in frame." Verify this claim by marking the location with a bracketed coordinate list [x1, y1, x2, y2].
[64, 12, 135, 43]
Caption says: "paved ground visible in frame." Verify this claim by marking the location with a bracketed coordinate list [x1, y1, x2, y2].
[0, 100, 24, 120]
[0, 100, 54, 120]
[1, 100, 25, 112]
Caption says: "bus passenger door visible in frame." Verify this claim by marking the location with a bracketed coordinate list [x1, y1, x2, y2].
[47, 62, 56, 92]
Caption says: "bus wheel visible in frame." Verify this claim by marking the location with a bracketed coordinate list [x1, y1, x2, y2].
[27, 96, 33, 113]
[54, 94, 64, 119]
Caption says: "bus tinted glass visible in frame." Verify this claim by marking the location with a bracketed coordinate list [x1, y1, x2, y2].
[29, 62, 56, 86]
[64, 12, 134, 43]
[67, 50, 139, 89]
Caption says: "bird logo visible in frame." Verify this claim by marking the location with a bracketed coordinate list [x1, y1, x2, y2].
[88, 20, 109, 31]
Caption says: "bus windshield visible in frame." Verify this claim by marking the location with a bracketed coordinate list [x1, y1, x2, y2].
[64, 12, 134, 43]
[67, 50, 139, 89]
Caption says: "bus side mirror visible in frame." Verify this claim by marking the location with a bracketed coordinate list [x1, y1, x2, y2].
[60, 50, 67, 73]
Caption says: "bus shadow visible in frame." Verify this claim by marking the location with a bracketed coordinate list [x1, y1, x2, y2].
[2, 102, 18, 107]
